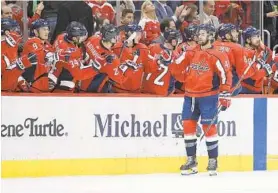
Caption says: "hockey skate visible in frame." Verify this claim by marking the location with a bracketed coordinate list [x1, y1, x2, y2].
[180, 156, 198, 175]
[207, 158, 218, 176]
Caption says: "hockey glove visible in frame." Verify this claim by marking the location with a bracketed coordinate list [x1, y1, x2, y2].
[45, 52, 59, 66]
[7, 58, 25, 70]
[158, 50, 173, 66]
[257, 58, 273, 77]
[262, 63, 273, 77]
[219, 91, 231, 111]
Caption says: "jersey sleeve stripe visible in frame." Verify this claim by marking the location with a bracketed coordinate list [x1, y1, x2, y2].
[216, 60, 227, 85]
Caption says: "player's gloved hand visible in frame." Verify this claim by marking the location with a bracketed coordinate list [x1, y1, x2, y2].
[45, 52, 59, 66]
[257, 58, 273, 77]
[262, 63, 273, 77]
[6, 58, 24, 70]
[158, 50, 172, 66]
[125, 60, 141, 70]
[219, 91, 231, 111]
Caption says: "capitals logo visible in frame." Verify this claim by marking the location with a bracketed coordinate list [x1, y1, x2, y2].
[218, 46, 230, 53]
[190, 59, 210, 75]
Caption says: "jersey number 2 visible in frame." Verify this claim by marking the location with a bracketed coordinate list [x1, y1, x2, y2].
[146, 65, 168, 86]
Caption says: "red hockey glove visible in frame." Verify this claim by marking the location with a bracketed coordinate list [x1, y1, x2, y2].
[219, 91, 231, 111]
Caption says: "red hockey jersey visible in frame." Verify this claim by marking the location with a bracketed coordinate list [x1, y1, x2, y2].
[214, 40, 256, 91]
[79, 35, 134, 92]
[141, 44, 181, 96]
[241, 46, 273, 93]
[174, 46, 232, 97]
[22, 37, 54, 92]
[1, 32, 30, 91]
[112, 42, 156, 92]
[51, 33, 97, 92]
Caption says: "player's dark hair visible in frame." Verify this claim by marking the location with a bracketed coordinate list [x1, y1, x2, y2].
[160, 18, 175, 33]
[121, 9, 134, 18]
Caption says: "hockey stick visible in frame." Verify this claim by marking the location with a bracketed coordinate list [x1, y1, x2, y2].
[199, 54, 257, 142]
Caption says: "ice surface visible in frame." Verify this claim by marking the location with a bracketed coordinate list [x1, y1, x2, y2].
[2, 171, 278, 193]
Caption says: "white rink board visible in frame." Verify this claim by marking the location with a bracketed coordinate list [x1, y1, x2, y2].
[267, 98, 278, 155]
[1, 97, 253, 160]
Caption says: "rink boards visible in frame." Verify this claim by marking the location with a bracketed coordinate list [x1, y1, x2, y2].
[1, 95, 278, 177]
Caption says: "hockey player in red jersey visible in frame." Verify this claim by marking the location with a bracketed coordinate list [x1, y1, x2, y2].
[241, 27, 273, 94]
[79, 24, 137, 93]
[176, 24, 199, 93]
[1, 18, 38, 92]
[49, 21, 99, 93]
[176, 24, 232, 176]
[112, 24, 154, 93]
[214, 23, 258, 95]
[21, 19, 58, 92]
[141, 29, 182, 96]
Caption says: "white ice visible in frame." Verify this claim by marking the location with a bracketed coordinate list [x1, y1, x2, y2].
[2, 171, 278, 193]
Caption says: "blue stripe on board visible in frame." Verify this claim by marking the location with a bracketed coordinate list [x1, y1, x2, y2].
[253, 98, 267, 171]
